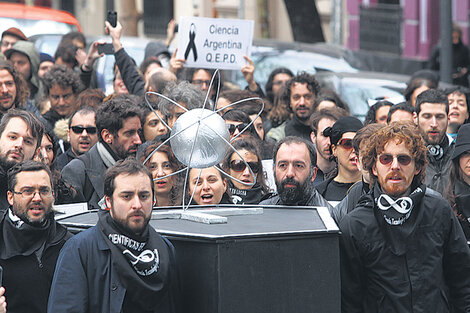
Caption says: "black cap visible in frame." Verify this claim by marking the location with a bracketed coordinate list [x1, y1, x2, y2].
[323, 116, 363, 146]
[452, 123, 470, 160]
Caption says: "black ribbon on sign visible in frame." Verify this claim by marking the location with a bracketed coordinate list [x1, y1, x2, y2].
[184, 23, 198, 61]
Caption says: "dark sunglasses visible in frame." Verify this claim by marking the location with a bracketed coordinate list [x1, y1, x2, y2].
[227, 123, 250, 135]
[70, 126, 97, 134]
[378, 154, 412, 166]
[229, 160, 260, 173]
[337, 138, 353, 149]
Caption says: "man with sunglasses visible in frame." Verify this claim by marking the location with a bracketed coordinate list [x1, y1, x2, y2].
[0, 160, 71, 313]
[316, 116, 363, 203]
[339, 122, 470, 313]
[56, 106, 98, 171]
[62, 95, 143, 210]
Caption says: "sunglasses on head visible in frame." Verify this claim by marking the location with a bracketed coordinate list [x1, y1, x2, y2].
[70, 126, 97, 134]
[337, 138, 353, 150]
[229, 160, 260, 173]
[378, 154, 412, 166]
[227, 123, 250, 135]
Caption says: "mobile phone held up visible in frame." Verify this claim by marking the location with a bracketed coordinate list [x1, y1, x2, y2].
[107, 11, 117, 27]
[97, 43, 114, 55]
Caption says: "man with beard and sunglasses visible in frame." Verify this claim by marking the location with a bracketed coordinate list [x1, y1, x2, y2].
[339, 122, 470, 313]
[260, 136, 332, 210]
[0, 109, 44, 211]
[0, 161, 71, 313]
[62, 95, 143, 210]
[48, 158, 180, 313]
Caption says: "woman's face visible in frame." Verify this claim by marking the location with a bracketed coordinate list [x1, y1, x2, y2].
[229, 149, 259, 190]
[144, 110, 167, 141]
[459, 151, 470, 183]
[147, 151, 175, 196]
[188, 167, 227, 205]
[34, 134, 54, 167]
[271, 73, 292, 95]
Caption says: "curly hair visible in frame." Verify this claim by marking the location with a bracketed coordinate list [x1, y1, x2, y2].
[96, 94, 142, 142]
[0, 59, 29, 108]
[42, 64, 83, 96]
[361, 122, 428, 185]
[284, 72, 320, 114]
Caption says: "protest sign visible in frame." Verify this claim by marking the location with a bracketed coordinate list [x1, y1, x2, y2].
[177, 16, 254, 70]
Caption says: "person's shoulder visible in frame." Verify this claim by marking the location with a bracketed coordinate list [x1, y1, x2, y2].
[259, 194, 279, 205]
[339, 195, 375, 229]
[266, 121, 287, 141]
[63, 226, 100, 249]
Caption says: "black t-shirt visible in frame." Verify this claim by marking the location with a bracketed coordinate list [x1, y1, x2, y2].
[321, 179, 354, 201]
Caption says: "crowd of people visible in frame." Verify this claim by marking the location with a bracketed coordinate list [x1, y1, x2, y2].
[0, 17, 469, 313]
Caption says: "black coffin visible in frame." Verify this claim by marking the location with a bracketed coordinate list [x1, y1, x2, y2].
[57, 205, 341, 313]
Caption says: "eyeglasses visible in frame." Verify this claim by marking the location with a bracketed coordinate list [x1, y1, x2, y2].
[227, 123, 250, 135]
[70, 126, 97, 134]
[193, 79, 211, 86]
[13, 187, 53, 198]
[337, 138, 353, 150]
[378, 154, 412, 166]
[230, 160, 260, 173]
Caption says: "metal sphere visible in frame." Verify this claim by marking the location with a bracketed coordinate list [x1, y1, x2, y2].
[170, 108, 230, 168]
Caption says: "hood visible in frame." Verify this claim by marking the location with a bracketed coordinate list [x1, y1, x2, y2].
[4, 41, 41, 90]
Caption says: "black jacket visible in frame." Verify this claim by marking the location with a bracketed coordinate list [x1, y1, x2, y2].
[61, 144, 109, 210]
[339, 187, 470, 313]
[115, 48, 145, 97]
[260, 186, 333, 212]
[453, 180, 470, 241]
[332, 180, 369, 225]
[425, 142, 454, 196]
[55, 148, 76, 172]
[0, 167, 8, 212]
[0, 210, 72, 313]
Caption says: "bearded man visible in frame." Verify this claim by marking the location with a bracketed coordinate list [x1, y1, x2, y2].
[49, 158, 180, 313]
[339, 122, 470, 312]
[260, 136, 332, 210]
[0, 161, 71, 313]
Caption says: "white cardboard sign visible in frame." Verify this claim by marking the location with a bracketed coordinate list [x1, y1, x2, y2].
[176, 16, 254, 70]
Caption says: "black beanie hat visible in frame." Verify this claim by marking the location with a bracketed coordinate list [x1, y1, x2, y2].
[452, 123, 470, 160]
[323, 116, 363, 146]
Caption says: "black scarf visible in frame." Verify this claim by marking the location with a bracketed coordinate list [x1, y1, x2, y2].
[229, 181, 264, 205]
[97, 210, 171, 311]
[373, 181, 425, 256]
[427, 135, 449, 161]
[0, 209, 66, 259]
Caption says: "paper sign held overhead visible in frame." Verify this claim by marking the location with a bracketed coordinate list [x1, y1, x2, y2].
[177, 16, 254, 70]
